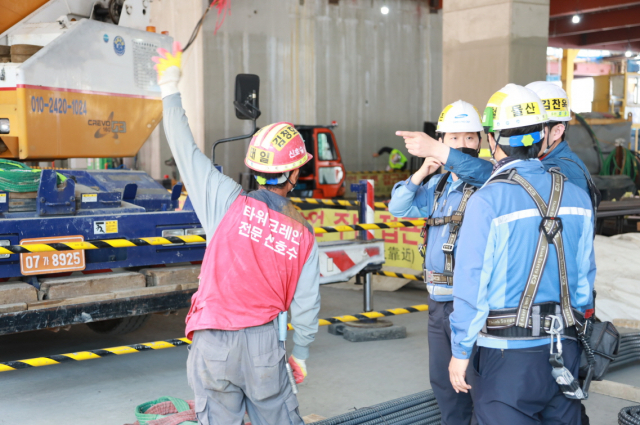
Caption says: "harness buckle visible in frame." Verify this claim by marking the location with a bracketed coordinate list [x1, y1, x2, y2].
[418, 244, 426, 258]
[450, 212, 464, 224]
[424, 269, 434, 283]
[442, 243, 455, 253]
[540, 216, 563, 243]
[549, 315, 564, 356]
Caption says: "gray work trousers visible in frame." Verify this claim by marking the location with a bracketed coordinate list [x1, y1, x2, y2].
[187, 323, 304, 425]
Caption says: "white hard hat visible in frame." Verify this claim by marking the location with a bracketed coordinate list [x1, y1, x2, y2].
[437, 100, 483, 133]
[526, 81, 571, 122]
[483, 83, 548, 132]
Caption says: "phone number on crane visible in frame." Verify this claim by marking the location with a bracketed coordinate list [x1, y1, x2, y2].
[30, 96, 87, 115]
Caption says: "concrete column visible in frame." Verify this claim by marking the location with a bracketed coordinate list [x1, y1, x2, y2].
[442, 0, 550, 115]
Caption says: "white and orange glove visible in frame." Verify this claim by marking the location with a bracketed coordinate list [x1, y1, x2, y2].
[288, 356, 307, 384]
[152, 41, 183, 99]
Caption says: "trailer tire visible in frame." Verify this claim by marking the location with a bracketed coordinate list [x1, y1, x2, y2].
[86, 314, 151, 335]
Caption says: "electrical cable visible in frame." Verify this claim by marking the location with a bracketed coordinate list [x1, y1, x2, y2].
[183, 0, 230, 52]
[0, 159, 66, 192]
[574, 112, 639, 180]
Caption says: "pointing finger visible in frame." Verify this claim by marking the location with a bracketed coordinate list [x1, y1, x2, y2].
[396, 131, 420, 138]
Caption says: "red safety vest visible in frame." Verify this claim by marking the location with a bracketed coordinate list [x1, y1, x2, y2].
[185, 192, 315, 340]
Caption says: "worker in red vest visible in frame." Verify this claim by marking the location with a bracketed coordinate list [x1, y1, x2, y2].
[154, 42, 320, 425]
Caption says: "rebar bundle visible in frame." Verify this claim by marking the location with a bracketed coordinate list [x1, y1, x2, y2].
[315, 391, 441, 425]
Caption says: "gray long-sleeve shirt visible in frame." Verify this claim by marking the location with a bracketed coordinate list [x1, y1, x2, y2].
[162, 93, 320, 359]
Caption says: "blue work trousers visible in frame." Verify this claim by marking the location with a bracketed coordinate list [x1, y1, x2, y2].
[427, 298, 474, 425]
[472, 340, 582, 425]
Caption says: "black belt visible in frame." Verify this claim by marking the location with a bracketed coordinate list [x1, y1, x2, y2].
[484, 302, 580, 339]
[423, 269, 453, 285]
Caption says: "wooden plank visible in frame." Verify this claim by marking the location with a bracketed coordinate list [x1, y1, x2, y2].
[40, 272, 146, 300]
[0, 290, 196, 335]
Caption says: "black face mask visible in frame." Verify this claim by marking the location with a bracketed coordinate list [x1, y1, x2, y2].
[456, 147, 479, 158]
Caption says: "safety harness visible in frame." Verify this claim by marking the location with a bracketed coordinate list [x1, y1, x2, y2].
[419, 173, 477, 286]
[483, 168, 577, 336]
[483, 167, 589, 399]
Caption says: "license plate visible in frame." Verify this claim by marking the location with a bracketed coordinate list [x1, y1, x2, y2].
[20, 236, 86, 275]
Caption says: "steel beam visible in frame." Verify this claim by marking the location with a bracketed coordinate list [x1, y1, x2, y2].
[581, 26, 640, 46]
[551, 0, 640, 18]
[550, 6, 640, 37]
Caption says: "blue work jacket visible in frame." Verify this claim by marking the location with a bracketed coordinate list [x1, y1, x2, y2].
[389, 173, 470, 302]
[449, 159, 596, 359]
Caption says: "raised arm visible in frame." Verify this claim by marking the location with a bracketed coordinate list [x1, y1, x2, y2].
[388, 158, 441, 218]
[442, 149, 493, 187]
[155, 42, 242, 236]
[162, 94, 242, 234]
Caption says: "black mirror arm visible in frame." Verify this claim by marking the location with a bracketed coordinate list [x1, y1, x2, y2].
[211, 119, 257, 165]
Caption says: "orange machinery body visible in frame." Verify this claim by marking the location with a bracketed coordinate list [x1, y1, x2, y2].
[0, 19, 170, 159]
[295, 125, 346, 199]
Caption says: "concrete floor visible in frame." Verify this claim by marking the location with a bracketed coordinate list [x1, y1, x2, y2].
[0, 286, 637, 424]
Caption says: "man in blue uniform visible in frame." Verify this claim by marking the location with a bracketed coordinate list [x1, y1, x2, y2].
[447, 84, 596, 425]
[398, 83, 598, 423]
[389, 100, 483, 425]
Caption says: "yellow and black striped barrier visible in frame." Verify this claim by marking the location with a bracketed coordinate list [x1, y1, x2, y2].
[0, 235, 208, 255]
[289, 197, 389, 210]
[373, 270, 424, 281]
[314, 220, 425, 234]
[0, 221, 425, 253]
[0, 305, 428, 373]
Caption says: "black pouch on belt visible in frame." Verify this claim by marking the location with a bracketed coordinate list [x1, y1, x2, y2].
[579, 320, 620, 382]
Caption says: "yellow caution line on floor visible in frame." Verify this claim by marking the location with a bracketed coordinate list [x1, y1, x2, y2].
[0, 305, 429, 372]
[0, 337, 192, 373]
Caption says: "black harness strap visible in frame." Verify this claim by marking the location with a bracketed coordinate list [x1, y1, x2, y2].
[418, 172, 477, 286]
[418, 172, 450, 258]
[486, 168, 575, 330]
[441, 183, 477, 283]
